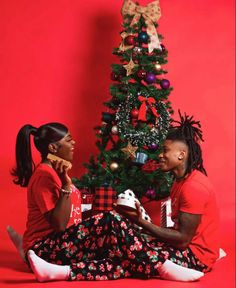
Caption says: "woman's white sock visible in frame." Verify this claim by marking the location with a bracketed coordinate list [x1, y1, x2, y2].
[27, 250, 70, 282]
[6, 225, 25, 262]
[158, 259, 204, 282]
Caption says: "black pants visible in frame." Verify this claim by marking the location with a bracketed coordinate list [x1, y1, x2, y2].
[30, 211, 207, 281]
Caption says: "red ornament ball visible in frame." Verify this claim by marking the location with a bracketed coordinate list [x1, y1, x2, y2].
[125, 35, 136, 46]
[137, 69, 147, 79]
[130, 108, 139, 119]
[110, 71, 119, 81]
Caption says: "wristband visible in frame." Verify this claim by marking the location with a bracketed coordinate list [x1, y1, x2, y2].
[60, 188, 72, 196]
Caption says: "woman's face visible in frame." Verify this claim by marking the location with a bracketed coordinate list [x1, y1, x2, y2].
[55, 132, 75, 162]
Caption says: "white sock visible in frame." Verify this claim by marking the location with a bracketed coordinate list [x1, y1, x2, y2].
[6, 225, 26, 262]
[27, 250, 70, 282]
[158, 260, 204, 282]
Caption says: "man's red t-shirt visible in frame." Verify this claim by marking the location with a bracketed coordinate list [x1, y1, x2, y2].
[23, 163, 81, 254]
[171, 170, 220, 268]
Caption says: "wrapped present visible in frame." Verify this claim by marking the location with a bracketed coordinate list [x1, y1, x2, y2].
[80, 188, 94, 204]
[117, 189, 152, 223]
[93, 187, 116, 211]
[80, 187, 95, 213]
[160, 197, 174, 228]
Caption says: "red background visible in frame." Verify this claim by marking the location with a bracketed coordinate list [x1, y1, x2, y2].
[0, 0, 235, 287]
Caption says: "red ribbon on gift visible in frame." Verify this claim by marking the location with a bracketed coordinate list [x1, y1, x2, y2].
[138, 96, 159, 121]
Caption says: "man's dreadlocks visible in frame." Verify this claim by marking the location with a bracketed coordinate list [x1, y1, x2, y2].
[166, 110, 207, 176]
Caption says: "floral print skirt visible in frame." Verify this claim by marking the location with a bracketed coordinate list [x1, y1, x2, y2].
[29, 211, 207, 281]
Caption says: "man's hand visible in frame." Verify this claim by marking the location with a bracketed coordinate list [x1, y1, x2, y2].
[114, 201, 144, 226]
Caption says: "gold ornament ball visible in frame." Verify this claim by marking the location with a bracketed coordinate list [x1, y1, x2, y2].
[110, 162, 119, 171]
[155, 63, 162, 71]
[111, 125, 118, 135]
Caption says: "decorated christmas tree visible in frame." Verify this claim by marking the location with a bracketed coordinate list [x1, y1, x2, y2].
[73, 0, 173, 201]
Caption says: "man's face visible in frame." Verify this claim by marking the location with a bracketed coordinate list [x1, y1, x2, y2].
[158, 139, 187, 172]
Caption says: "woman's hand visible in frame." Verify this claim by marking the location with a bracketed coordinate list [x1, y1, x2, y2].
[51, 160, 72, 188]
[45, 160, 72, 232]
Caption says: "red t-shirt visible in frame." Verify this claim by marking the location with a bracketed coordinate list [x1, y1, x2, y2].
[171, 170, 220, 268]
[23, 163, 81, 254]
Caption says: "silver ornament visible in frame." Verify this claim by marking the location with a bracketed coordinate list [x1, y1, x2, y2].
[111, 125, 119, 135]
[133, 46, 142, 54]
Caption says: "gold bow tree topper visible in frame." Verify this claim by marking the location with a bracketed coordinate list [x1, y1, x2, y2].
[121, 0, 162, 53]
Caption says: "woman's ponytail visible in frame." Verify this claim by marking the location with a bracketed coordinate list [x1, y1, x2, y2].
[12, 124, 37, 187]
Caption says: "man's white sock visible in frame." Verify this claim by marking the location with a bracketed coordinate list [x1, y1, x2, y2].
[6, 225, 25, 262]
[158, 259, 204, 282]
[27, 250, 70, 282]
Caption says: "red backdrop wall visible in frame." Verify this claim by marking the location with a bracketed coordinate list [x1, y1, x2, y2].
[0, 0, 234, 242]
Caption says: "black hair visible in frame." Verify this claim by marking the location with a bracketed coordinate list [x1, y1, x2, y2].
[166, 110, 207, 176]
[12, 122, 68, 187]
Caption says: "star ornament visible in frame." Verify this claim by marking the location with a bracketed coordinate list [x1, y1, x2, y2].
[123, 59, 138, 76]
[121, 142, 138, 159]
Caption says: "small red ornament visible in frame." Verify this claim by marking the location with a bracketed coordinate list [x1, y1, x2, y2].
[137, 69, 147, 79]
[130, 108, 139, 119]
[110, 71, 119, 81]
[125, 35, 135, 46]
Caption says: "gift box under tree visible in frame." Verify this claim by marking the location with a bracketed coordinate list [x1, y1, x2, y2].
[80, 187, 94, 204]
[93, 187, 117, 211]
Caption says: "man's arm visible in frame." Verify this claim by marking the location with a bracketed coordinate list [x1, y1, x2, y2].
[116, 203, 201, 250]
[140, 211, 201, 249]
